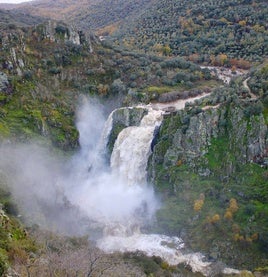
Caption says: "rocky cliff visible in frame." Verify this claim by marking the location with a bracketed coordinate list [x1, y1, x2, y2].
[147, 96, 268, 270]
[149, 100, 267, 181]
[105, 106, 148, 154]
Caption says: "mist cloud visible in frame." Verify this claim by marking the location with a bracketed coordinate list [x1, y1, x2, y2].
[0, 97, 159, 237]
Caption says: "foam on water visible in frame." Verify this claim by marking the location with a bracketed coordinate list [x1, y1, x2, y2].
[97, 233, 213, 275]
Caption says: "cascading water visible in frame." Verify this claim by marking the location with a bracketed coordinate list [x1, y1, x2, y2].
[64, 101, 160, 235]
[110, 108, 163, 185]
[94, 99, 241, 276]
[94, 105, 214, 275]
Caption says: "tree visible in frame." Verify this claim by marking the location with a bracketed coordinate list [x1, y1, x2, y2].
[162, 45, 171, 56]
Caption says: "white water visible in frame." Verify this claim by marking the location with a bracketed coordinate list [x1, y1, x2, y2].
[95, 99, 244, 276]
[98, 234, 214, 275]
[64, 101, 160, 231]
[111, 108, 163, 185]
[93, 104, 218, 276]
[0, 96, 241, 276]
[98, 109, 114, 155]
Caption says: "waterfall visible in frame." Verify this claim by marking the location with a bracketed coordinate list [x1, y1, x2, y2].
[111, 108, 163, 185]
[0, 97, 242, 276]
[96, 102, 241, 277]
[95, 106, 213, 276]
[97, 109, 114, 154]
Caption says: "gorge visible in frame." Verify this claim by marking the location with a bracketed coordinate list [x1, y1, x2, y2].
[0, 94, 255, 276]
[0, 2, 267, 274]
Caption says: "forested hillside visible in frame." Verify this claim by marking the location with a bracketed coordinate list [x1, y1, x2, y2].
[0, 20, 218, 149]
[0, 0, 267, 275]
[112, 0, 268, 65]
[8, 0, 267, 65]
[0, 9, 45, 28]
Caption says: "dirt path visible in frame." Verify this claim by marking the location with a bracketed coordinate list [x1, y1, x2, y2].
[243, 77, 257, 99]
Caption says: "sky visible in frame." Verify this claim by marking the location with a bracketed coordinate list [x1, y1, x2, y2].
[0, 0, 33, 3]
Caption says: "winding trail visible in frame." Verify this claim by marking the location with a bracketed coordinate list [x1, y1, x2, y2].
[243, 77, 257, 99]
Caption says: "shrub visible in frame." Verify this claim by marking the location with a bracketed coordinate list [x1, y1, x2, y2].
[23, 70, 33, 81]
[194, 199, 204, 212]
[232, 224, 240, 234]
[244, 102, 264, 117]
[55, 25, 69, 36]
[224, 210, 233, 220]
[0, 249, 8, 276]
[129, 82, 137, 88]
[48, 67, 61, 75]
[211, 214, 220, 223]
[229, 198, 239, 213]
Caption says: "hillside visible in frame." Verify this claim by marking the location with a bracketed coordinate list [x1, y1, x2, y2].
[0, 9, 45, 28]
[0, 0, 97, 27]
[0, 1, 267, 276]
[113, 0, 268, 65]
[105, 63, 268, 272]
[5, 0, 154, 31]
[5, 0, 268, 65]
[0, 21, 218, 149]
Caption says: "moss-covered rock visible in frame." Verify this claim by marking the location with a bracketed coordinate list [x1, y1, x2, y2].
[149, 97, 268, 270]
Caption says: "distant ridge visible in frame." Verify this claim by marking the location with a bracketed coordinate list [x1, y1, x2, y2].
[0, 9, 45, 27]
[3, 0, 268, 63]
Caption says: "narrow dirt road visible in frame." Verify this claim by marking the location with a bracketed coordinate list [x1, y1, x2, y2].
[243, 77, 257, 99]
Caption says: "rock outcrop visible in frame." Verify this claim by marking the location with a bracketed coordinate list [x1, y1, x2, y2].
[105, 98, 268, 182]
[105, 106, 148, 154]
[149, 101, 267, 182]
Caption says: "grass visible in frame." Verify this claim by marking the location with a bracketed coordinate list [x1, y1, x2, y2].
[147, 86, 171, 94]
[263, 107, 268, 125]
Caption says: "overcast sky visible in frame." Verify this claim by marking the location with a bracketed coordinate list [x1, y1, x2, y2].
[0, 0, 33, 3]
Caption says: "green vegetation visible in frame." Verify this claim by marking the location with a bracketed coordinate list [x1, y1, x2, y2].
[149, 78, 268, 269]
[0, 21, 220, 148]
[113, 0, 267, 64]
[123, 251, 202, 276]
[0, 10, 45, 29]
[0, 3, 267, 275]
[151, 160, 268, 269]
[0, 178, 37, 275]
[8, 0, 267, 65]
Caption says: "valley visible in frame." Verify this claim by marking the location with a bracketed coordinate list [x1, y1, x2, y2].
[0, 0, 267, 276]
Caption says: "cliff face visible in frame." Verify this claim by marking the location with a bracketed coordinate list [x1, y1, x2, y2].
[0, 21, 102, 148]
[106, 106, 148, 154]
[146, 99, 268, 270]
[149, 101, 267, 181]
[105, 98, 268, 181]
